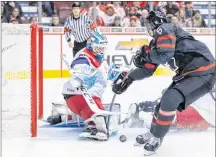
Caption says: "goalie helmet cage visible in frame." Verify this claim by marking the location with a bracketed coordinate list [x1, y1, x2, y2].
[2, 24, 43, 137]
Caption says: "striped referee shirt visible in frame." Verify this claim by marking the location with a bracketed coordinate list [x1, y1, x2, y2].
[64, 14, 97, 43]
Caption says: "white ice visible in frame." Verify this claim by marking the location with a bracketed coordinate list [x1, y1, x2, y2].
[2, 77, 215, 157]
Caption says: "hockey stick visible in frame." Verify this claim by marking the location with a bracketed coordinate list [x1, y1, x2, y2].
[106, 66, 135, 133]
[61, 54, 123, 116]
[106, 93, 116, 133]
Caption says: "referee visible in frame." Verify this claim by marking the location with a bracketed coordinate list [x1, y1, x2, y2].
[64, 2, 97, 57]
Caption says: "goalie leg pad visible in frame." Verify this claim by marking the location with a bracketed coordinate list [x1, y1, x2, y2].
[65, 95, 104, 120]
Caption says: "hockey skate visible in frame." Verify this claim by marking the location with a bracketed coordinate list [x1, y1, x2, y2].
[81, 128, 109, 141]
[143, 136, 163, 156]
[79, 116, 109, 141]
[79, 121, 96, 137]
[134, 132, 153, 146]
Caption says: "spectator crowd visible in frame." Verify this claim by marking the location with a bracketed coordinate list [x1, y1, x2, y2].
[1, 1, 208, 28]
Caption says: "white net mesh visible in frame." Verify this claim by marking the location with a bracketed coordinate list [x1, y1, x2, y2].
[2, 24, 32, 136]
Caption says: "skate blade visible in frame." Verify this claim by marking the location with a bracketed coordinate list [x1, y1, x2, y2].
[144, 150, 156, 156]
[79, 133, 108, 141]
[134, 142, 144, 147]
[79, 132, 91, 137]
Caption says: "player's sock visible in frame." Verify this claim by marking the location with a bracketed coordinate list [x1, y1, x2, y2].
[143, 111, 175, 155]
[150, 114, 157, 133]
[153, 112, 175, 138]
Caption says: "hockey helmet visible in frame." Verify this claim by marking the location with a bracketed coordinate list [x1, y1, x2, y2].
[144, 11, 167, 36]
[86, 31, 108, 62]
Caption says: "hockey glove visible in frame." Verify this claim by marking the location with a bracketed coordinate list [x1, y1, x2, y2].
[112, 72, 133, 94]
[133, 45, 150, 68]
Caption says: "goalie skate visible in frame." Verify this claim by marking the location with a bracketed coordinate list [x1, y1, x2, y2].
[79, 121, 96, 137]
[79, 128, 108, 141]
[47, 115, 62, 125]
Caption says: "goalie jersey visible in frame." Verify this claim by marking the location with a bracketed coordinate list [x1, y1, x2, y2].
[62, 48, 119, 98]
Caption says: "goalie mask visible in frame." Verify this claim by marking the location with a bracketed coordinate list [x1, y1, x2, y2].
[144, 11, 167, 37]
[86, 32, 108, 63]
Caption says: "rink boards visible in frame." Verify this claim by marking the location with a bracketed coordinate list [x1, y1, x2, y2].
[2, 27, 215, 80]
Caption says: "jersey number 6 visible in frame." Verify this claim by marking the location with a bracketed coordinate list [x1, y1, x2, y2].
[156, 27, 163, 35]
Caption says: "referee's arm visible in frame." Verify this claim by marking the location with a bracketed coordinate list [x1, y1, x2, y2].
[85, 15, 97, 33]
[64, 15, 97, 43]
[64, 16, 72, 43]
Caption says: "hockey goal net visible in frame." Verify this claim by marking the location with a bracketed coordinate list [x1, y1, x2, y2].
[2, 24, 43, 137]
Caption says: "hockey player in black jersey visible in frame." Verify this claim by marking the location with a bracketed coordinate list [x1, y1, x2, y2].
[112, 11, 216, 156]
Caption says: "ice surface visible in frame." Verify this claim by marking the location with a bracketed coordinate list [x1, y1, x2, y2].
[2, 77, 215, 157]
[2, 126, 215, 157]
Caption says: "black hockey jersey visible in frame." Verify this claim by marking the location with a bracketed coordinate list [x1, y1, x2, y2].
[129, 23, 215, 81]
[147, 23, 215, 76]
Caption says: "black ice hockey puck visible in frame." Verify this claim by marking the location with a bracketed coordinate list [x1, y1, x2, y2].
[119, 135, 127, 142]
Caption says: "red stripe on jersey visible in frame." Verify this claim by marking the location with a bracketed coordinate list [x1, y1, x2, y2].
[145, 63, 156, 69]
[157, 34, 176, 43]
[183, 62, 216, 76]
[157, 43, 175, 49]
[83, 48, 101, 68]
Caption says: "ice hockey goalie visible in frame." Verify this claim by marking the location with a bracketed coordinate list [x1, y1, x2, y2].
[47, 31, 122, 141]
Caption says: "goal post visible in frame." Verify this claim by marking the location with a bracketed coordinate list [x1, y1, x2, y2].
[38, 26, 43, 121]
[2, 24, 43, 137]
